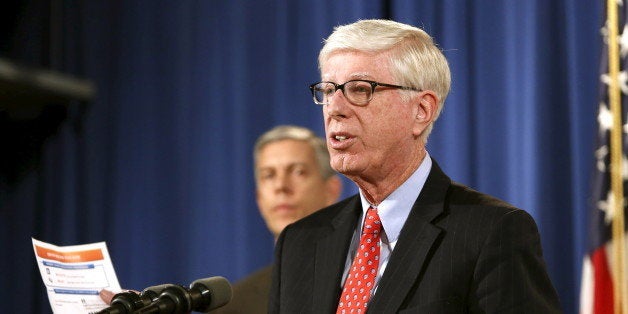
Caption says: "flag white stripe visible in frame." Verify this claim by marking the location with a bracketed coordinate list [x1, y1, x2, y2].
[580, 255, 594, 314]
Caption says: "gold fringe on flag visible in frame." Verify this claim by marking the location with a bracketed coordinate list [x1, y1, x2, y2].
[606, 1, 627, 313]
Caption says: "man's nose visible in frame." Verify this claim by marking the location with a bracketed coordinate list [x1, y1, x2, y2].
[328, 88, 346, 104]
[274, 172, 291, 192]
[325, 89, 350, 115]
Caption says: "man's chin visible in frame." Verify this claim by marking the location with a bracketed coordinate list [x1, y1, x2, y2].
[331, 155, 363, 175]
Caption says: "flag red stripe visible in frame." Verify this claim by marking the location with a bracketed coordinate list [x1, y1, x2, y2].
[592, 246, 614, 314]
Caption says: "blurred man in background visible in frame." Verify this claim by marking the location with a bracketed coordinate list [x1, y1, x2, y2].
[101, 125, 342, 313]
[213, 125, 342, 313]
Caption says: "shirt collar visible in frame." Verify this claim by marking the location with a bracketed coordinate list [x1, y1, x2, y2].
[358, 152, 432, 243]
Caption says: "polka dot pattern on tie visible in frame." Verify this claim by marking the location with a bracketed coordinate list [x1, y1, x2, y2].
[336, 207, 382, 314]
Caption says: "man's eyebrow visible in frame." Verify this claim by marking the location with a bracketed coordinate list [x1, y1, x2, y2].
[287, 162, 309, 168]
[258, 162, 309, 169]
[349, 73, 372, 79]
[322, 73, 372, 81]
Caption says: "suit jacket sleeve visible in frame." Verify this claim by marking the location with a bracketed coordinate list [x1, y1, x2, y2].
[470, 209, 561, 313]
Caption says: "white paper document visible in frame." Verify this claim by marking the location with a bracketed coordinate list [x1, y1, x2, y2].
[32, 238, 121, 314]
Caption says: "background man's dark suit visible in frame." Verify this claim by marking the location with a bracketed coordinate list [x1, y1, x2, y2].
[269, 161, 562, 313]
[212, 265, 271, 314]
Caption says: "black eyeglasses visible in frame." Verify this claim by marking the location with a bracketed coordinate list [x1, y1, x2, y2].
[309, 79, 421, 106]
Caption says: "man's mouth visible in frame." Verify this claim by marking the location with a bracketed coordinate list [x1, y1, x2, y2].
[329, 132, 354, 148]
[274, 204, 295, 212]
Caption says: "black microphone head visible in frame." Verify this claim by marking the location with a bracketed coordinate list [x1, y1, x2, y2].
[96, 291, 141, 314]
[141, 283, 174, 300]
[190, 276, 232, 312]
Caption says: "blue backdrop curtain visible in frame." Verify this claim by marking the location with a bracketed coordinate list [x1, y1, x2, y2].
[0, 1, 600, 313]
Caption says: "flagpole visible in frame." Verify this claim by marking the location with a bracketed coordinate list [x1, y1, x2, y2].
[606, 1, 627, 313]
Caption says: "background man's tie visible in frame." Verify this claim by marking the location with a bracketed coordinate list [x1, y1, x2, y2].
[336, 207, 382, 314]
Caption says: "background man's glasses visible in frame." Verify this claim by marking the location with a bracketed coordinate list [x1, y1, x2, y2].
[309, 80, 420, 106]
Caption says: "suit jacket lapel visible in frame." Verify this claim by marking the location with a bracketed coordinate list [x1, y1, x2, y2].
[368, 161, 451, 313]
[312, 196, 362, 313]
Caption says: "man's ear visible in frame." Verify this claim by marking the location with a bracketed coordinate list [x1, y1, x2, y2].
[413, 91, 439, 137]
[324, 175, 343, 205]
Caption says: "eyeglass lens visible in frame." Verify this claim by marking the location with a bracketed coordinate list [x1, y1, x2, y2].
[313, 81, 373, 105]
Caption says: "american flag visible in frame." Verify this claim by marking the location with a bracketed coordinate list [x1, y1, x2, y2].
[580, 1, 628, 314]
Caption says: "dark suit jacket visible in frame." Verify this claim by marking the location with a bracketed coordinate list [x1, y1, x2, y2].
[212, 265, 272, 314]
[268, 161, 562, 313]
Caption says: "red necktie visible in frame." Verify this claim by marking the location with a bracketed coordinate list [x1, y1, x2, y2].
[337, 207, 382, 314]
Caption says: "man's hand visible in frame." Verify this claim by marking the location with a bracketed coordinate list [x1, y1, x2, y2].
[99, 289, 117, 304]
[99, 289, 139, 305]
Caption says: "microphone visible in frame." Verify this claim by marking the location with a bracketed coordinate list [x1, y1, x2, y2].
[134, 276, 232, 314]
[141, 284, 175, 302]
[96, 284, 174, 314]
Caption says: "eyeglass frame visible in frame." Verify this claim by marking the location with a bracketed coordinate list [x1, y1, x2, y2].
[309, 79, 421, 106]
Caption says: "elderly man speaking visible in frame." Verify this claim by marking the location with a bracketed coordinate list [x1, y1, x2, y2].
[269, 19, 562, 314]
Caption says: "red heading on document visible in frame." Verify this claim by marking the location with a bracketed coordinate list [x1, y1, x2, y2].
[34, 245, 104, 263]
